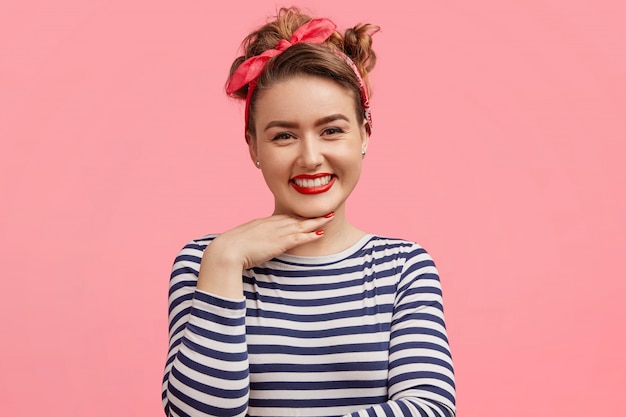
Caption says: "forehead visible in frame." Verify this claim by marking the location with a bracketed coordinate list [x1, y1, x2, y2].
[254, 76, 358, 122]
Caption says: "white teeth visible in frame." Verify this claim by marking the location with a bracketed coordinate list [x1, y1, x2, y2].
[293, 175, 332, 188]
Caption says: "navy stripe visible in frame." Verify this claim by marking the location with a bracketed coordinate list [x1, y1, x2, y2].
[250, 360, 388, 373]
[173, 254, 203, 266]
[396, 401, 414, 417]
[248, 341, 389, 355]
[246, 323, 391, 339]
[397, 273, 440, 296]
[392, 312, 446, 329]
[249, 395, 386, 408]
[389, 341, 452, 358]
[189, 307, 244, 328]
[388, 371, 455, 391]
[390, 356, 455, 374]
[246, 303, 394, 322]
[177, 351, 249, 381]
[365, 407, 378, 417]
[391, 325, 448, 342]
[244, 271, 386, 291]
[171, 367, 249, 398]
[194, 291, 245, 310]
[169, 277, 197, 296]
[181, 337, 247, 362]
[251, 379, 387, 390]
[166, 401, 193, 417]
[253, 252, 405, 279]
[186, 323, 245, 345]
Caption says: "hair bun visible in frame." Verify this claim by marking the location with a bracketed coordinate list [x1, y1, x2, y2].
[343, 24, 379, 75]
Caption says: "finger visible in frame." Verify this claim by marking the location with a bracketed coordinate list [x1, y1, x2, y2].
[276, 215, 334, 235]
[302, 213, 335, 228]
[281, 228, 327, 251]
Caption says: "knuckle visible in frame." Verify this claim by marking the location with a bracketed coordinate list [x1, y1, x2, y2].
[290, 233, 303, 244]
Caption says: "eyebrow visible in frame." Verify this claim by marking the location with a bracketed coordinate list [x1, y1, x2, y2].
[263, 114, 350, 132]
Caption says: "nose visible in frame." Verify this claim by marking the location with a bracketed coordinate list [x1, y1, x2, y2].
[297, 137, 324, 168]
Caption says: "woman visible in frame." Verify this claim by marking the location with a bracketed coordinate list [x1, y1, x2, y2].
[162, 7, 456, 417]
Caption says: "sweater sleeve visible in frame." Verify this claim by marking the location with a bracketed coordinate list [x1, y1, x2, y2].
[162, 239, 250, 417]
[345, 244, 457, 417]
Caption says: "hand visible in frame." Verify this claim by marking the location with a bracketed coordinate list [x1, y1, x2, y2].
[211, 213, 335, 269]
[196, 213, 334, 298]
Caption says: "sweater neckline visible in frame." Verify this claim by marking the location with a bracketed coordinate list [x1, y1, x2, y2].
[274, 234, 375, 265]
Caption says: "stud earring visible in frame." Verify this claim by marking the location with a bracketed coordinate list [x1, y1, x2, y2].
[361, 150, 366, 157]
[255, 161, 260, 167]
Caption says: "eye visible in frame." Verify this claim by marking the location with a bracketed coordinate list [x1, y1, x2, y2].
[322, 127, 344, 136]
[272, 132, 294, 141]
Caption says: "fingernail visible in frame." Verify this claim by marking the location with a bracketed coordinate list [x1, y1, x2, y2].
[315, 230, 324, 236]
[324, 212, 335, 218]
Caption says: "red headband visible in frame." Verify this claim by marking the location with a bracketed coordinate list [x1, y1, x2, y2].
[226, 17, 372, 136]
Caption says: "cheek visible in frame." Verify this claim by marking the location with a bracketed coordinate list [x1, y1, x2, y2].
[259, 148, 288, 168]
[259, 155, 289, 184]
[334, 144, 363, 164]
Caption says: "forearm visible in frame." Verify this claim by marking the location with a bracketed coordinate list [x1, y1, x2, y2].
[164, 292, 249, 416]
[343, 246, 456, 417]
[195, 236, 247, 299]
[163, 240, 250, 417]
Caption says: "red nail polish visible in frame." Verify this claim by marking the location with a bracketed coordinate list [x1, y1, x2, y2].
[315, 230, 324, 236]
[324, 212, 335, 218]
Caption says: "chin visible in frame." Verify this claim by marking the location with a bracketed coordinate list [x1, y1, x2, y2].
[292, 208, 330, 219]
[279, 202, 339, 219]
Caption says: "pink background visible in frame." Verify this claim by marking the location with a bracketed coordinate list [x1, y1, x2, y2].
[1, 1, 625, 416]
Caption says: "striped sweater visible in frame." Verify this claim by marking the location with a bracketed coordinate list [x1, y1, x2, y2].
[163, 234, 456, 417]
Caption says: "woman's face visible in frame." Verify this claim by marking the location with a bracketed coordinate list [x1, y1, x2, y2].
[248, 75, 368, 219]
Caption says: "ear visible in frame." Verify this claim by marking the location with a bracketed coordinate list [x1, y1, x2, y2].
[247, 133, 259, 165]
[360, 120, 370, 154]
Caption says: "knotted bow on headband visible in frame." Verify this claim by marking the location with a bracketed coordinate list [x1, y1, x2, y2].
[225, 17, 372, 137]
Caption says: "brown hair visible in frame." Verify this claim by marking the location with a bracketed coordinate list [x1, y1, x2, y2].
[226, 7, 379, 135]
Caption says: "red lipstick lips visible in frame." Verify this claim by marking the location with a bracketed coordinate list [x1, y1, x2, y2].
[290, 173, 336, 195]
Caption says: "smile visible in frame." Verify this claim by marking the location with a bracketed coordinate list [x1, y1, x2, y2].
[290, 174, 336, 194]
